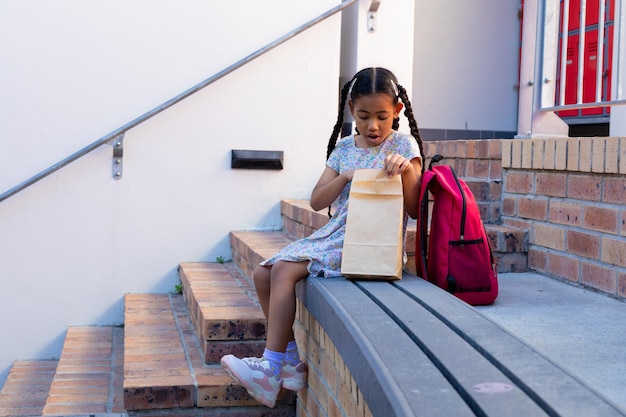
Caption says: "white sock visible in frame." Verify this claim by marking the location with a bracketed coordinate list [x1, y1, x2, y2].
[263, 348, 285, 378]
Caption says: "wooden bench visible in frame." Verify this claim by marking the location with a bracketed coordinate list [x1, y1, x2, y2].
[297, 272, 625, 417]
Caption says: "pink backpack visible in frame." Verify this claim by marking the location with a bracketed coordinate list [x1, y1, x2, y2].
[415, 155, 498, 305]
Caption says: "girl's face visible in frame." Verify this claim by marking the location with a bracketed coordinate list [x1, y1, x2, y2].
[349, 93, 403, 147]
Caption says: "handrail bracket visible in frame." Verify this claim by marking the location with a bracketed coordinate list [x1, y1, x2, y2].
[108, 134, 124, 180]
[368, 0, 381, 33]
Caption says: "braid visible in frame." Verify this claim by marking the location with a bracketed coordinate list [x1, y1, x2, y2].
[327, 80, 352, 160]
[397, 84, 425, 173]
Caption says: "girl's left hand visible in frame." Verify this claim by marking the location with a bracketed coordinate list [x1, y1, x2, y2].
[384, 153, 412, 177]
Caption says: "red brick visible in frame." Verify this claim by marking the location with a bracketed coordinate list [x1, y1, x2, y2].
[619, 272, 626, 298]
[505, 171, 533, 194]
[466, 141, 477, 158]
[502, 196, 516, 216]
[455, 141, 468, 158]
[547, 252, 579, 282]
[603, 177, 626, 204]
[504, 218, 532, 231]
[489, 181, 502, 201]
[528, 247, 547, 272]
[477, 140, 490, 158]
[581, 262, 617, 293]
[434, 141, 445, 157]
[583, 206, 619, 234]
[454, 159, 468, 177]
[566, 230, 600, 259]
[518, 197, 548, 221]
[567, 174, 601, 201]
[536, 172, 567, 197]
[444, 141, 457, 160]
[497, 253, 528, 272]
[467, 159, 490, 179]
[489, 202, 501, 223]
[488, 139, 502, 159]
[601, 237, 626, 268]
[533, 223, 564, 250]
[549, 201, 581, 226]
[466, 180, 490, 201]
[490, 159, 503, 180]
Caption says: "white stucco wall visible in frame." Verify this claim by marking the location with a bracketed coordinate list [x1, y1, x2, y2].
[413, 0, 521, 133]
[0, 0, 343, 385]
[0, 0, 523, 388]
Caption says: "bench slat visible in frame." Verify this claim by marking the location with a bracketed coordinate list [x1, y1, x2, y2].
[394, 274, 625, 417]
[357, 279, 549, 417]
[300, 277, 476, 417]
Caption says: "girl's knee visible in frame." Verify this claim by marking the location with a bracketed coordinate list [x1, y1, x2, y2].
[271, 261, 308, 285]
[253, 265, 271, 288]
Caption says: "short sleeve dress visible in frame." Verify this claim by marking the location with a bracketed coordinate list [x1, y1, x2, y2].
[260, 131, 422, 277]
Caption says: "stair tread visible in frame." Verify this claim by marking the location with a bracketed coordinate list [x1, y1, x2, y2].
[123, 292, 268, 410]
[43, 326, 124, 416]
[179, 262, 266, 343]
[0, 360, 58, 417]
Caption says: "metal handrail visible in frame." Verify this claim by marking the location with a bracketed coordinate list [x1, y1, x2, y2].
[0, 0, 359, 203]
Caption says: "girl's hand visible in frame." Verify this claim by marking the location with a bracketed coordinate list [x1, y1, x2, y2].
[341, 169, 355, 182]
[384, 153, 412, 177]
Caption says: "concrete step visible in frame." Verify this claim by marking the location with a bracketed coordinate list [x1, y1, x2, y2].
[230, 230, 293, 278]
[0, 292, 292, 416]
[0, 360, 57, 417]
[178, 262, 266, 364]
[0, 327, 124, 417]
[123, 292, 295, 413]
[43, 326, 124, 415]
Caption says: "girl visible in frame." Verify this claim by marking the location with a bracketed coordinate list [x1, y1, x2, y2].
[221, 67, 424, 408]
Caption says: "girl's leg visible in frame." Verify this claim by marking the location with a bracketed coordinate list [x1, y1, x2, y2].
[264, 260, 308, 353]
[253, 263, 300, 346]
[252, 264, 271, 318]
[221, 260, 308, 407]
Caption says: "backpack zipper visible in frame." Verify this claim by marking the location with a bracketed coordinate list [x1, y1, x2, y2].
[450, 168, 467, 246]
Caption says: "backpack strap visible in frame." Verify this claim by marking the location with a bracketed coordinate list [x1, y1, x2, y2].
[415, 155, 445, 279]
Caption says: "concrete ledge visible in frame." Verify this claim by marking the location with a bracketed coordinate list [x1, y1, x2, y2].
[296, 272, 626, 417]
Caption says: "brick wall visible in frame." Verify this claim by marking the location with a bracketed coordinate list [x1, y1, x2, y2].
[422, 139, 504, 224]
[293, 299, 372, 417]
[501, 137, 626, 298]
[285, 136, 625, 300]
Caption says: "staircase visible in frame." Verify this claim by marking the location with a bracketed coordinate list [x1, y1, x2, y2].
[0, 199, 527, 416]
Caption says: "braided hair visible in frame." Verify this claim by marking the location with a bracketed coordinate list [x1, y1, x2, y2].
[326, 67, 425, 173]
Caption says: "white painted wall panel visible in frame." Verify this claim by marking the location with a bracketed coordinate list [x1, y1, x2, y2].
[413, 0, 521, 133]
[0, 0, 341, 385]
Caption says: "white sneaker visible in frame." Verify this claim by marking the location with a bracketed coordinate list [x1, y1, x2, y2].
[220, 355, 282, 408]
[281, 360, 308, 391]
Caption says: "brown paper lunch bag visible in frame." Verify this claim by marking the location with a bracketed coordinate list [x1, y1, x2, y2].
[341, 168, 404, 280]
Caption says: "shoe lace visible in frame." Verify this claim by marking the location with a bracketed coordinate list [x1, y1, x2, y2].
[243, 356, 268, 370]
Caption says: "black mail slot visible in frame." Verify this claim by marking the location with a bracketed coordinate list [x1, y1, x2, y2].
[231, 150, 284, 170]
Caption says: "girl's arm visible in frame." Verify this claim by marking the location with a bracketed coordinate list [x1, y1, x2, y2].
[310, 167, 353, 211]
[401, 158, 422, 219]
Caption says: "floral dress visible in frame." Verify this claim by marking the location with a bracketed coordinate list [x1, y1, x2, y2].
[260, 131, 422, 277]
